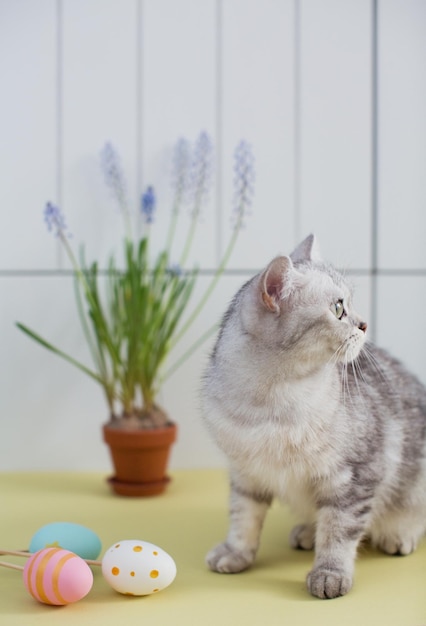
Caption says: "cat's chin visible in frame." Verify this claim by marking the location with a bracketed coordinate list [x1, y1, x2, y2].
[339, 331, 366, 364]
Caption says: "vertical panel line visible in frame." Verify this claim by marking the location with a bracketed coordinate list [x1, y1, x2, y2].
[215, 0, 223, 267]
[293, 0, 301, 246]
[56, 0, 63, 269]
[136, 0, 143, 238]
[371, 0, 379, 342]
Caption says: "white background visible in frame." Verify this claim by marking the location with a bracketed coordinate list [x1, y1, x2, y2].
[0, 0, 425, 471]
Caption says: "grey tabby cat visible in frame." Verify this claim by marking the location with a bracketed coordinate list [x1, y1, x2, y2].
[201, 235, 426, 599]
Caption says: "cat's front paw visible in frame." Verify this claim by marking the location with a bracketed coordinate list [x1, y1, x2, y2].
[206, 542, 255, 574]
[289, 524, 315, 550]
[306, 567, 353, 599]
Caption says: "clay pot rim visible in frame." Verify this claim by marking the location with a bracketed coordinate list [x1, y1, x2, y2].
[103, 421, 177, 449]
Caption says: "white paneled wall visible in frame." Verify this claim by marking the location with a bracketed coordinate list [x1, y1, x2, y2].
[0, 0, 425, 471]
[378, 0, 426, 269]
[221, 0, 296, 265]
[0, 0, 57, 269]
[299, 0, 372, 269]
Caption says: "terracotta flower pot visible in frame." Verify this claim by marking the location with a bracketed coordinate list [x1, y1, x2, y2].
[103, 422, 177, 497]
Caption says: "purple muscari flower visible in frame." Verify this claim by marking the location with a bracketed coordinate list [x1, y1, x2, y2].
[188, 131, 214, 209]
[44, 202, 70, 237]
[100, 142, 128, 208]
[171, 137, 191, 198]
[141, 185, 156, 224]
[233, 140, 255, 227]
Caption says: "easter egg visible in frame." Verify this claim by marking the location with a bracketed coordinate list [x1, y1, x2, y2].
[29, 522, 102, 560]
[23, 547, 93, 606]
[101, 540, 176, 596]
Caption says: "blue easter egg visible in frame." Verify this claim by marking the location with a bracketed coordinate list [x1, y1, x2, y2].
[29, 522, 102, 560]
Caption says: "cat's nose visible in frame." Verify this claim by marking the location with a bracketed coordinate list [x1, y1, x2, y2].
[358, 321, 367, 333]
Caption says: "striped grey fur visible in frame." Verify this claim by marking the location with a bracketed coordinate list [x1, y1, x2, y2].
[201, 235, 426, 599]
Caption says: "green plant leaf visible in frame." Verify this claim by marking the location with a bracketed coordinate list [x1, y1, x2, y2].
[16, 322, 104, 385]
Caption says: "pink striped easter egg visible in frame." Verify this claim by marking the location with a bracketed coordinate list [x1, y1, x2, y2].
[23, 547, 93, 606]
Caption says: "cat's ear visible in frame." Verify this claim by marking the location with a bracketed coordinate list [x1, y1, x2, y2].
[290, 234, 321, 263]
[260, 256, 293, 313]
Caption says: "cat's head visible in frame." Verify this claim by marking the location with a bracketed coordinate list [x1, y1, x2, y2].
[240, 235, 367, 374]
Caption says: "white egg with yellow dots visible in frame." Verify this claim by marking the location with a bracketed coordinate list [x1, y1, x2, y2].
[101, 540, 177, 596]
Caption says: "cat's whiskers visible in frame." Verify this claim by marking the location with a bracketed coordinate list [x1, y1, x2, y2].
[325, 341, 345, 369]
[333, 342, 352, 409]
[361, 344, 390, 385]
[324, 341, 352, 409]
[343, 355, 356, 410]
[352, 354, 368, 385]
[341, 358, 349, 409]
[349, 357, 365, 408]
[336, 337, 367, 411]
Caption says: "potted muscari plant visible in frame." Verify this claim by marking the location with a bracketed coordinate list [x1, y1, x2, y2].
[17, 132, 254, 496]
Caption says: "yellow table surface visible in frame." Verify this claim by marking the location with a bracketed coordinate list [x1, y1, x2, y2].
[0, 469, 424, 626]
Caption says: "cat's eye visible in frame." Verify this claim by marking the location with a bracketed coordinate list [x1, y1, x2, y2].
[332, 299, 345, 320]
